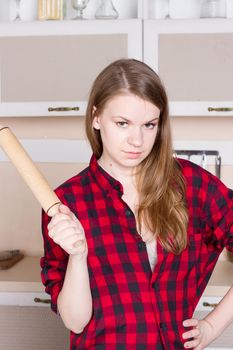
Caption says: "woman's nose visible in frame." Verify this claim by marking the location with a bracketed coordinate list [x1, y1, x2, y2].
[127, 127, 143, 147]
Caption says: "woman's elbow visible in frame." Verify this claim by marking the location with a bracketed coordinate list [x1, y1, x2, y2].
[61, 316, 91, 334]
[69, 326, 84, 334]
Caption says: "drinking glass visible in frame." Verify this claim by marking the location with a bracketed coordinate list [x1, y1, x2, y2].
[15, 0, 22, 20]
[95, 0, 119, 19]
[72, 0, 90, 19]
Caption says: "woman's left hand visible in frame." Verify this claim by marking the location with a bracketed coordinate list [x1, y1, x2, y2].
[182, 318, 215, 349]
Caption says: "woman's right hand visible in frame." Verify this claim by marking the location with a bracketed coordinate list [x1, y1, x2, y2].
[47, 204, 88, 258]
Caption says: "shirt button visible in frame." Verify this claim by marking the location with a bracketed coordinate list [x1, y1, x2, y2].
[159, 322, 167, 330]
[137, 241, 145, 250]
[125, 209, 132, 217]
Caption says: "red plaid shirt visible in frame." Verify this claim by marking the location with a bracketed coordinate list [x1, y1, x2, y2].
[41, 155, 233, 350]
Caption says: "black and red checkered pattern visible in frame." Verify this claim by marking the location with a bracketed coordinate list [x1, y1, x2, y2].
[41, 155, 233, 350]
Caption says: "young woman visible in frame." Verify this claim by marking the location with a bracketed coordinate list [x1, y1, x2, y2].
[41, 59, 233, 349]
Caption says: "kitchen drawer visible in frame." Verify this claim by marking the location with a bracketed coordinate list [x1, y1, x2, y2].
[0, 292, 50, 306]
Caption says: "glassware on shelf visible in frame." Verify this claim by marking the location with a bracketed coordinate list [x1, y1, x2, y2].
[95, 0, 119, 19]
[72, 0, 90, 20]
[201, 0, 226, 18]
[15, 0, 22, 21]
[15, 0, 21, 21]
[38, 0, 65, 20]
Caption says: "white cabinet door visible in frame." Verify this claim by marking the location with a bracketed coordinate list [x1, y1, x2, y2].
[0, 305, 69, 350]
[144, 19, 233, 117]
[0, 20, 142, 117]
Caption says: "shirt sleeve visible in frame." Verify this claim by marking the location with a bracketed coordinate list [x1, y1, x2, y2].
[201, 172, 233, 252]
[40, 201, 68, 314]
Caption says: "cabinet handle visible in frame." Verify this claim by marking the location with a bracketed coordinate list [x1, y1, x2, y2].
[203, 301, 218, 308]
[48, 106, 80, 112]
[208, 107, 233, 112]
[34, 297, 51, 304]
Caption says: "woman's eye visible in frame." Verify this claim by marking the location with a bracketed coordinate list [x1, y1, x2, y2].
[116, 121, 128, 127]
[144, 123, 156, 129]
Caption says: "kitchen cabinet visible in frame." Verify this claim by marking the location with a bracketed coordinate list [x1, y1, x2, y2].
[0, 19, 142, 117]
[0, 257, 69, 349]
[0, 305, 69, 350]
[1, 18, 233, 118]
[144, 19, 233, 116]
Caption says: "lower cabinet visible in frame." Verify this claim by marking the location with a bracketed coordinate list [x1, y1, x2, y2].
[0, 305, 69, 350]
[1, 296, 232, 349]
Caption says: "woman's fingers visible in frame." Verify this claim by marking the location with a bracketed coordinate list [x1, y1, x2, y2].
[48, 217, 83, 237]
[183, 319, 199, 328]
[183, 319, 200, 349]
[47, 204, 88, 256]
[182, 318, 215, 350]
[59, 233, 86, 252]
[182, 327, 200, 340]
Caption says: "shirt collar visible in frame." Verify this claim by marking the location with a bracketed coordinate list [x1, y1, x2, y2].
[89, 154, 124, 197]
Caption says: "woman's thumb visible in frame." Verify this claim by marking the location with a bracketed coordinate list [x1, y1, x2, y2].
[58, 203, 72, 215]
[58, 204, 78, 221]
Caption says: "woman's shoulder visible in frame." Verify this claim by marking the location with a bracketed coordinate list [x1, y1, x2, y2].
[175, 157, 233, 198]
[176, 157, 221, 189]
[55, 165, 92, 195]
[176, 157, 215, 179]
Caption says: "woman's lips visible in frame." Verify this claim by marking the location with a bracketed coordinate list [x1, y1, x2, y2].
[124, 151, 142, 159]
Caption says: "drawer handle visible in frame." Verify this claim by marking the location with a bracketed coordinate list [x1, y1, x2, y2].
[208, 107, 233, 112]
[34, 297, 51, 304]
[203, 301, 218, 308]
[48, 106, 80, 112]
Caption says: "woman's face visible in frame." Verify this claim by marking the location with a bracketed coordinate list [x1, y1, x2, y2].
[92, 93, 160, 174]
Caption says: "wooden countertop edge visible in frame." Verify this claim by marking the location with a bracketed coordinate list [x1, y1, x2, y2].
[0, 257, 232, 296]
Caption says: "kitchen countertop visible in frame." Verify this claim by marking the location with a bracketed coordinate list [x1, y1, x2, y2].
[0, 256, 233, 296]
[0, 256, 42, 292]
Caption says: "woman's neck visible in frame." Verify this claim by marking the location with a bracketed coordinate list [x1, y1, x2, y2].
[98, 157, 136, 189]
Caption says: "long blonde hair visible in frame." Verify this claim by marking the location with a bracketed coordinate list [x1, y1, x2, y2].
[85, 59, 188, 254]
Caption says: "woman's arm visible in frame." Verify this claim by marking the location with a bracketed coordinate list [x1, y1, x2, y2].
[182, 285, 233, 349]
[57, 254, 92, 334]
[48, 204, 92, 334]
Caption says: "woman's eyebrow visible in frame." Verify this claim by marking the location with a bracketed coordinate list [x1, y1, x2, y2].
[112, 116, 130, 121]
[145, 117, 159, 123]
[112, 116, 159, 123]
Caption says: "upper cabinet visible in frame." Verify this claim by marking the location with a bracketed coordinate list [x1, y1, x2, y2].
[0, 19, 142, 117]
[1, 16, 233, 118]
[144, 19, 233, 116]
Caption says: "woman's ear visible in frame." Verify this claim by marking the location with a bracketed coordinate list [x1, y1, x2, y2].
[92, 106, 101, 130]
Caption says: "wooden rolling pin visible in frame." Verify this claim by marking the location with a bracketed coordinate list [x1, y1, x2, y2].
[0, 125, 61, 217]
